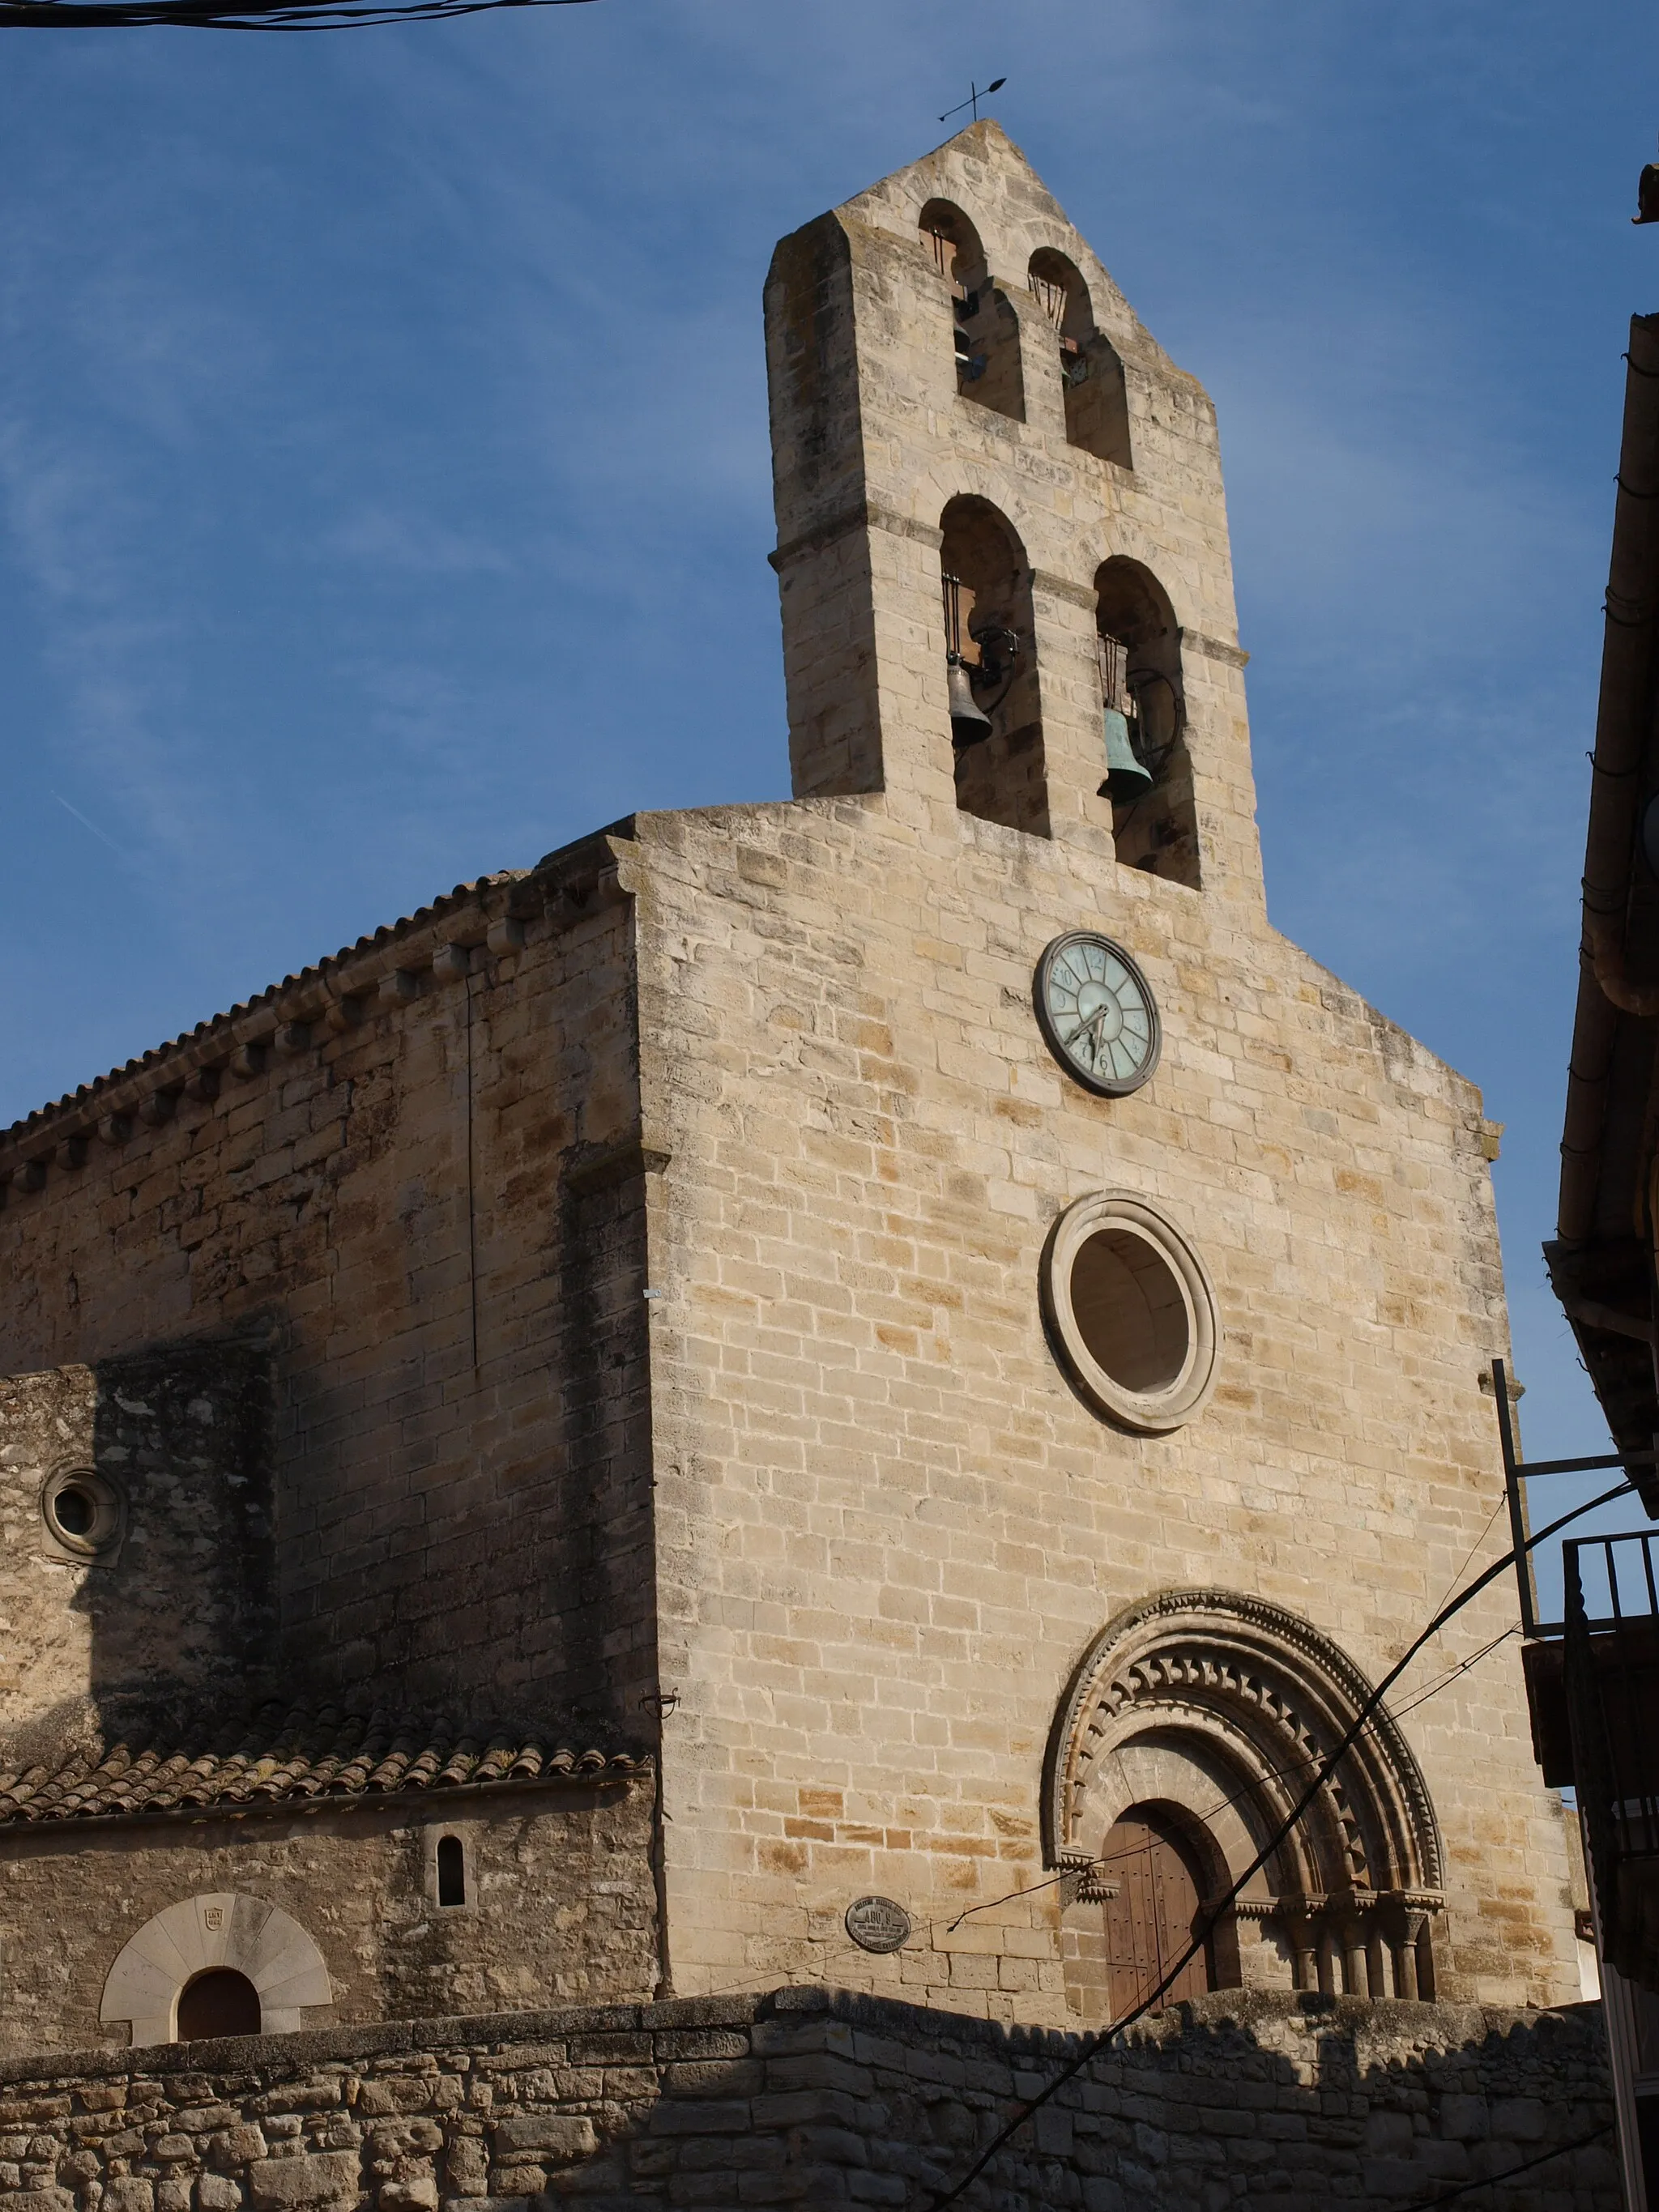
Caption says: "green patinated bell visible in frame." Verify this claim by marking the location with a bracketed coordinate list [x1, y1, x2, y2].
[1102, 707, 1153, 800]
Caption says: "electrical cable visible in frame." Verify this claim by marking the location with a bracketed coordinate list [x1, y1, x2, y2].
[1428, 1492, 1508, 1619]
[938, 1623, 1518, 1938]
[1386, 2122, 1614, 2211]
[673, 1603, 1537, 2008]
[1, 0, 594, 29]
[1391, 1627, 1518, 1721]
[920, 1474, 1637, 2210]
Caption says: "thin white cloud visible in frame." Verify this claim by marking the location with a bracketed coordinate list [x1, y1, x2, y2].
[326, 506, 513, 575]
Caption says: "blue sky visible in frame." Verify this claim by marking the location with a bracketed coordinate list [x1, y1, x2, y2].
[2, 0, 1655, 1566]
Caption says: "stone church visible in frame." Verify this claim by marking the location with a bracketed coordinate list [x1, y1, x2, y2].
[0, 122, 1582, 2064]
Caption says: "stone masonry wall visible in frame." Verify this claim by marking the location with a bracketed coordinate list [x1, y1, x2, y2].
[0, 1779, 657, 2061]
[0, 837, 659, 1741]
[0, 1988, 1616, 2210]
[628, 786, 1581, 2018]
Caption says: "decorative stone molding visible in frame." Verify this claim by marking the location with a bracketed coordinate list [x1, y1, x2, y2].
[1047, 1588, 1443, 1887]
[768, 497, 945, 574]
[1040, 1191, 1219, 1433]
[1027, 566, 1099, 611]
[1179, 627, 1250, 669]
[38, 1463, 126, 1566]
[100, 1893, 332, 2048]
[1044, 1589, 1444, 1996]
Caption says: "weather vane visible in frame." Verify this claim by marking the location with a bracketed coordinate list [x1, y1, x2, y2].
[940, 76, 1005, 126]
[1637, 138, 1659, 226]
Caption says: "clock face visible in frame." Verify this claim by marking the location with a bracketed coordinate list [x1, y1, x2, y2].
[1034, 932, 1161, 1097]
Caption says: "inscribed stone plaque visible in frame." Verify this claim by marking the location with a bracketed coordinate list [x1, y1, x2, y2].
[845, 1894, 911, 1953]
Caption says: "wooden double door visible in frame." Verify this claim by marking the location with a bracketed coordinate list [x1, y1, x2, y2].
[1101, 1805, 1217, 2019]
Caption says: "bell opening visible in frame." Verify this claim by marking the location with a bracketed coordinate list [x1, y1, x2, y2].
[939, 507, 1048, 837]
[1096, 565, 1200, 888]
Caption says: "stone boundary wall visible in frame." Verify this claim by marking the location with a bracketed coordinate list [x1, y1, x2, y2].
[0, 1987, 1618, 2210]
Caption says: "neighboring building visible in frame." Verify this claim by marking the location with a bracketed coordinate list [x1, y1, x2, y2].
[1529, 300, 1659, 2208]
[0, 121, 1583, 2074]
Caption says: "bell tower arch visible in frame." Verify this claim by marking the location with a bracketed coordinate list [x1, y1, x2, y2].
[763, 119, 1265, 906]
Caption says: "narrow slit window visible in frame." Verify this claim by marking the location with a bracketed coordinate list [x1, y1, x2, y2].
[437, 1834, 466, 1907]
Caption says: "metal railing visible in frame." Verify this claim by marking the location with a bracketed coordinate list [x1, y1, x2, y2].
[1567, 1528, 1659, 1630]
[1490, 1356, 1656, 1635]
[1563, 1528, 1659, 1984]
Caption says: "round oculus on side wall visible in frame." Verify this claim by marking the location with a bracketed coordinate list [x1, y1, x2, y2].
[1034, 931, 1160, 1097]
[1041, 1191, 1220, 1434]
[40, 1464, 126, 1562]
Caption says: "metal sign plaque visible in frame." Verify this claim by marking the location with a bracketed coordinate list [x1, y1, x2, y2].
[844, 1894, 911, 1953]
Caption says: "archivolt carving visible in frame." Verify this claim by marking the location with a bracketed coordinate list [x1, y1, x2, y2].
[1045, 1591, 1444, 1994]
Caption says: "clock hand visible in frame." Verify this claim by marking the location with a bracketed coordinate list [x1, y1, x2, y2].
[1063, 1008, 1107, 1058]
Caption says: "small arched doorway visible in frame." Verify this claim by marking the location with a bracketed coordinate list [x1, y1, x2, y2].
[177, 1968, 261, 2041]
[102, 1893, 333, 2047]
[1099, 1804, 1216, 2017]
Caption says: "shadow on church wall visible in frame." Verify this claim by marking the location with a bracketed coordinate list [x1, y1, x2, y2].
[0, 1336, 276, 1774]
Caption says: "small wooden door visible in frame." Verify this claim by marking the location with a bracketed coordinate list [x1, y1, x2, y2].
[1101, 1806, 1215, 2019]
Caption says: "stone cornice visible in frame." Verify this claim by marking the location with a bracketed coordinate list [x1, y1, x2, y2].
[1028, 567, 1097, 611]
[0, 822, 638, 1197]
[769, 499, 945, 573]
[1180, 627, 1250, 669]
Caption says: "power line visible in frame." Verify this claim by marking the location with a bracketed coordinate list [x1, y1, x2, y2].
[1390, 2123, 1613, 2210]
[1, 0, 595, 30]
[921, 1473, 1636, 2209]
[937, 1623, 1520, 1941]
[679, 1613, 1528, 2010]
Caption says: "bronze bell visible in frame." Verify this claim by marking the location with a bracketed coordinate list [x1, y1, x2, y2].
[947, 655, 993, 748]
[1101, 706, 1153, 801]
[1636, 163, 1659, 226]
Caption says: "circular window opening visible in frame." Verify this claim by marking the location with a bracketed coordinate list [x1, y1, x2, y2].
[1042, 1191, 1220, 1433]
[1071, 1228, 1190, 1394]
[177, 1968, 261, 2042]
[52, 1486, 95, 1537]
[41, 1466, 125, 1559]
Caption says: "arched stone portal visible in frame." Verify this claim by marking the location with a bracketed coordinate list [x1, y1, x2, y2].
[100, 1893, 332, 2048]
[1046, 1591, 1444, 2014]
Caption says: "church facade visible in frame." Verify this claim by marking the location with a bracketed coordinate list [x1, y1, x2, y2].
[0, 124, 1580, 2059]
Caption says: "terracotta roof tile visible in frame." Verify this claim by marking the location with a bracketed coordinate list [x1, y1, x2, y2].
[0, 1703, 643, 1826]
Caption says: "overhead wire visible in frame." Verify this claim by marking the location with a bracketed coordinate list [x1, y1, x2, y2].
[1388, 2123, 1614, 2211]
[1, 0, 595, 30]
[666, 1600, 1532, 2009]
[920, 1473, 1637, 2210]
